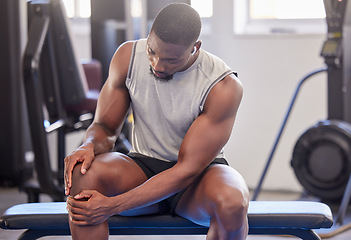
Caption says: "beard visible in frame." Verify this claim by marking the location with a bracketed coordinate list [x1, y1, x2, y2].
[149, 66, 173, 82]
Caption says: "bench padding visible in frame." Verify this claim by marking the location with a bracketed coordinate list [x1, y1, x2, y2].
[0, 201, 333, 239]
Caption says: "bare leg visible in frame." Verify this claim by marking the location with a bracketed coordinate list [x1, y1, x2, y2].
[69, 152, 158, 240]
[175, 165, 249, 240]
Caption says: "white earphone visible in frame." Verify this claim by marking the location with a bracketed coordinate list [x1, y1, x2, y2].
[192, 46, 197, 55]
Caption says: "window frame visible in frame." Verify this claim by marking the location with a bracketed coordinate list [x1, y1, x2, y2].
[233, 0, 327, 35]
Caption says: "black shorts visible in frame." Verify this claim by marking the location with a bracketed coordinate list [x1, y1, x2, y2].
[127, 152, 229, 215]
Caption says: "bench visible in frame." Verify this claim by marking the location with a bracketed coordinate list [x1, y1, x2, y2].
[0, 201, 333, 240]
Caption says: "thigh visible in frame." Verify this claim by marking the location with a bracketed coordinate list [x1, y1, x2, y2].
[72, 152, 160, 216]
[174, 164, 249, 226]
[72, 152, 148, 197]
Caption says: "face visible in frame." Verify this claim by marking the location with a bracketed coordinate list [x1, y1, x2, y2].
[146, 32, 196, 82]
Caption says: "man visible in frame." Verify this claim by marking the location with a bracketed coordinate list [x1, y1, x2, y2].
[65, 3, 249, 240]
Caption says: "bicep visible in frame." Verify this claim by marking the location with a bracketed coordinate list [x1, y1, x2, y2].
[177, 74, 243, 173]
[93, 42, 133, 133]
[94, 82, 130, 133]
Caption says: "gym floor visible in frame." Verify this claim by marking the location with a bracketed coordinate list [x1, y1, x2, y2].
[1, 188, 351, 240]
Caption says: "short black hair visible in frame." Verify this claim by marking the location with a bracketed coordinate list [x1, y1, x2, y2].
[150, 3, 201, 46]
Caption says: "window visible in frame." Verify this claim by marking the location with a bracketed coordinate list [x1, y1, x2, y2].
[250, 0, 325, 20]
[63, 0, 212, 19]
[191, 0, 213, 18]
[62, 0, 213, 36]
[234, 0, 327, 35]
[62, 0, 91, 18]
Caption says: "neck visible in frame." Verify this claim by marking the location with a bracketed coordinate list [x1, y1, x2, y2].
[180, 50, 199, 72]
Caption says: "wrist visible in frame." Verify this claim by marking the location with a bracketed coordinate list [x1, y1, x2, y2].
[80, 141, 95, 155]
[110, 195, 124, 215]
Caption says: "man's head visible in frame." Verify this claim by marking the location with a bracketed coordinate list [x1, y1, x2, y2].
[150, 3, 201, 46]
[147, 3, 202, 82]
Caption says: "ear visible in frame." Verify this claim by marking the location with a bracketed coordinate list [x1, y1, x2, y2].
[191, 41, 202, 55]
[194, 41, 202, 51]
[191, 46, 197, 55]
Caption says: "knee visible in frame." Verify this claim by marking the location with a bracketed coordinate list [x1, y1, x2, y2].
[71, 163, 98, 196]
[70, 153, 145, 197]
[212, 187, 249, 232]
[70, 158, 111, 196]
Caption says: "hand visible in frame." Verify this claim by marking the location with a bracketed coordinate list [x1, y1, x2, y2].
[64, 143, 95, 196]
[66, 190, 115, 226]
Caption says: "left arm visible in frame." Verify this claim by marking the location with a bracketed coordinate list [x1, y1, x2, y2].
[177, 73, 243, 174]
[67, 74, 243, 225]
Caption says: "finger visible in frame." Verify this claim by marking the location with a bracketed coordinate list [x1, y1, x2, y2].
[64, 157, 72, 196]
[74, 190, 94, 200]
[64, 157, 72, 187]
[64, 156, 70, 187]
[64, 172, 71, 196]
[80, 154, 94, 175]
[70, 213, 87, 222]
[68, 209, 95, 226]
[67, 196, 85, 209]
[69, 216, 90, 226]
[64, 157, 79, 195]
[67, 205, 86, 216]
[70, 215, 103, 226]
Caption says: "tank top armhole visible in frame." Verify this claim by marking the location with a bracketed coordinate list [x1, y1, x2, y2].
[126, 40, 138, 87]
[199, 70, 235, 112]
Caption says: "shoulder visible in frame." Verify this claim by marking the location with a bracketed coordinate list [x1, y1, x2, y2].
[203, 74, 243, 118]
[109, 41, 135, 72]
[200, 50, 230, 69]
[217, 74, 243, 102]
[107, 41, 136, 88]
[196, 50, 233, 88]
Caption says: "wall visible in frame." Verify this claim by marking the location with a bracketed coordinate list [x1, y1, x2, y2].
[68, 0, 328, 193]
[202, 0, 327, 193]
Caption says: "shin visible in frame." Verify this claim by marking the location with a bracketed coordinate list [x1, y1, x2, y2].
[69, 163, 109, 240]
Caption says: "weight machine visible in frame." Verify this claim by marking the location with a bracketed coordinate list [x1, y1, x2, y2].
[253, 0, 351, 225]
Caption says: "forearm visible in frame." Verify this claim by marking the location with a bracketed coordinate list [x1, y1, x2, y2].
[110, 164, 197, 215]
[83, 122, 117, 155]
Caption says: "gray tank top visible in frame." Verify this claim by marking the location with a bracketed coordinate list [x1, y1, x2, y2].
[126, 39, 233, 162]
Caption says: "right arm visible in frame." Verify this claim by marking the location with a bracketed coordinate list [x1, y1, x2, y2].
[64, 41, 134, 195]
